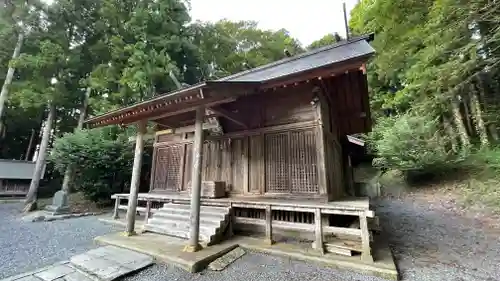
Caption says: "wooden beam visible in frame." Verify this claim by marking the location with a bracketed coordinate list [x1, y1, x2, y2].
[209, 106, 249, 129]
[149, 97, 236, 122]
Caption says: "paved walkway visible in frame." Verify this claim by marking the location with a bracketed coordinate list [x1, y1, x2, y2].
[2, 246, 153, 281]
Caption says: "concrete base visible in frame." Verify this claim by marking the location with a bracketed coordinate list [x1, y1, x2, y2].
[95, 232, 398, 280]
[233, 236, 398, 281]
[95, 232, 239, 273]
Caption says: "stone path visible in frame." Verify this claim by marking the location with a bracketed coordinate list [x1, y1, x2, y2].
[1, 246, 153, 281]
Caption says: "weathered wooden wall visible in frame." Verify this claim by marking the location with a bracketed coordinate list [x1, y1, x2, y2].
[152, 127, 321, 197]
[149, 71, 369, 200]
[322, 70, 371, 136]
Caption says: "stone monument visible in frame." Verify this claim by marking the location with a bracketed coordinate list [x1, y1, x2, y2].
[45, 190, 70, 215]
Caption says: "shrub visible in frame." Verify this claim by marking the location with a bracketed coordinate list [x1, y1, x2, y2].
[368, 113, 461, 176]
[49, 127, 137, 203]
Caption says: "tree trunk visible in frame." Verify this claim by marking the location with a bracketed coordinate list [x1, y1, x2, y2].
[477, 74, 499, 141]
[24, 128, 36, 161]
[0, 31, 24, 137]
[443, 116, 458, 152]
[461, 95, 473, 136]
[24, 102, 55, 212]
[469, 84, 489, 148]
[451, 96, 471, 152]
[61, 87, 91, 192]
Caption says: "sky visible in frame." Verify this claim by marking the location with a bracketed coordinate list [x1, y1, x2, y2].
[190, 0, 359, 46]
[42, 0, 358, 46]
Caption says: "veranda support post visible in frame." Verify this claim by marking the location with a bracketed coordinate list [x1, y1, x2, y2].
[184, 106, 205, 252]
[125, 120, 147, 236]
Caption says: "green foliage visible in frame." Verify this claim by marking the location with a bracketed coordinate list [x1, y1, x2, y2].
[49, 127, 136, 202]
[307, 33, 342, 50]
[369, 113, 457, 172]
[191, 20, 304, 79]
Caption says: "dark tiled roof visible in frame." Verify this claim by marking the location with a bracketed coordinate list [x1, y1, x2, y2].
[219, 35, 375, 82]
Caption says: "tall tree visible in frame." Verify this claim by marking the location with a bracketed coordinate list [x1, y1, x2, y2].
[190, 20, 303, 79]
[307, 33, 343, 50]
[0, 0, 30, 138]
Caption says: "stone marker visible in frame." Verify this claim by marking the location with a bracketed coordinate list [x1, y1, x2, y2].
[45, 190, 70, 215]
[208, 247, 246, 271]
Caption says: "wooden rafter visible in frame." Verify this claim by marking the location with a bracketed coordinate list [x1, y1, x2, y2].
[209, 106, 248, 129]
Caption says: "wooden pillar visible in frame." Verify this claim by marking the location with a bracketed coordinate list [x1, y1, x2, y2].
[125, 121, 146, 236]
[185, 106, 205, 252]
[265, 205, 274, 245]
[314, 208, 325, 254]
[359, 215, 373, 262]
[314, 98, 328, 197]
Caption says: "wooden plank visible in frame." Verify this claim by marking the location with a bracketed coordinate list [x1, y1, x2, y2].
[231, 138, 244, 194]
[149, 139, 159, 192]
[221, 139, 232, 192]
[249, 135, 264, 194]
[178, 141, 187, 191]
[242, 137, 249, 193]
[359, 215, 373, 262]
[314, 100, 328, 196]
[234, 217, 362, 237]
[214, 140, 223, 181]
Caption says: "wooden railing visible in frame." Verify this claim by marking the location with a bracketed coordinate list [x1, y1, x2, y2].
[111, 193, 374, 261]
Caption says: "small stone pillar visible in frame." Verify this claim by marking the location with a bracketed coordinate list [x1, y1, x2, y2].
[125, 120, 147, 236]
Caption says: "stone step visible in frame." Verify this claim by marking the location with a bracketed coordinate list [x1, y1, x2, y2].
[144, 203, 231, 244]
[147, 217, 220, 231]
[160, 203, 229, 215]
[143, 222, 215, 241]
[151, 212, 225, 227]
[154, 207, 227, 220]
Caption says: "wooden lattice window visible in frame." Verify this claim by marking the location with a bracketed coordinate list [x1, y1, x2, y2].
[153, 145, 184, 192]
[290, 130, 318, 193]
[264, 129, 318, 194]
[265, 133, 289, 193]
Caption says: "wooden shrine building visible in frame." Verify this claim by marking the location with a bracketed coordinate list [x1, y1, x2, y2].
[85, 35, 377, 260]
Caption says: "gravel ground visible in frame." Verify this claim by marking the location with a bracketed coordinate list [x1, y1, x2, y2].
[2, 193, 500, 281]
[0, 203, 118, 279]
[122, 252, 387, 281]
[375, 196, 500, 281]
[122, 195, 500, 281]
